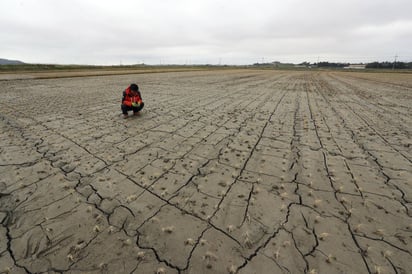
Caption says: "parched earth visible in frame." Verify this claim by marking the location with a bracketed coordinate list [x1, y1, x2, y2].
[0, 70, 411, 274]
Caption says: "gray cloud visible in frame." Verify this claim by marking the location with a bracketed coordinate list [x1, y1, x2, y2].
[1, 0, 411, 64]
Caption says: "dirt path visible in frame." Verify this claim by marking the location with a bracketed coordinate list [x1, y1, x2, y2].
[0, 70, 411, 273]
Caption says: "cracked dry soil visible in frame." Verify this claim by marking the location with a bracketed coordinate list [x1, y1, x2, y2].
[0, 70, 411, 274]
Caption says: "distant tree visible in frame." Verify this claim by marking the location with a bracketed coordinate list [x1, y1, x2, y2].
[366, 61, 411, 69]
[366, 62, 380, 69]
[299, 62, 311, 66]
[316, 62, 349, 68]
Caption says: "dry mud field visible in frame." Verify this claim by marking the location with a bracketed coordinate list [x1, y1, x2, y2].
[0, 70, 411, 274]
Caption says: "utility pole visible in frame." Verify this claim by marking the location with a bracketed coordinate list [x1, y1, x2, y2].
[392, 54, 398, 70]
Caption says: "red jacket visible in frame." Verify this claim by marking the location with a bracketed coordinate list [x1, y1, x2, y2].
[122, 86, 143, 107]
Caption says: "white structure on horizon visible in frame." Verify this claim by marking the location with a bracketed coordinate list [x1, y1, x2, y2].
[344, 64, 366, 69]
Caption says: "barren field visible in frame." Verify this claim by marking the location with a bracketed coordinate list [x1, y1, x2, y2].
[0, 70, 411, 274]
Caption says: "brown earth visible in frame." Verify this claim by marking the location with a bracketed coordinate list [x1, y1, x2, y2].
[0, 70, 411, 273]
[0, 68, 206, 81]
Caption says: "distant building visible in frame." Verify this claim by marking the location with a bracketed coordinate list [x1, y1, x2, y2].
[343, 64, 366, 69]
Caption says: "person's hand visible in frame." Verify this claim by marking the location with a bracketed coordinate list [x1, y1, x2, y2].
[132, 102, 139, 107]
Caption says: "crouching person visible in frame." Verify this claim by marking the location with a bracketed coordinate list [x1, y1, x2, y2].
[121, 83, 144, 118]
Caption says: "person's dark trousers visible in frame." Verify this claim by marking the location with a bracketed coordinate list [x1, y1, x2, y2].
[121, 102, 144, 114]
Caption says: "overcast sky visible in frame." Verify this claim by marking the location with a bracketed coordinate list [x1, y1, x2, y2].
[1, 0, 411, 65]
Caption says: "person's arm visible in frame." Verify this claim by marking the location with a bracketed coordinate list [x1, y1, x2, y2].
[122, 91, 132, 107]
[137, 91, 143, 104]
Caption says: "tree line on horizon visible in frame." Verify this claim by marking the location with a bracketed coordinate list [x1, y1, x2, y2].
[2, 57, 412, 70]
[252, 60, 412, 69]
[302, 61, 412, 69]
